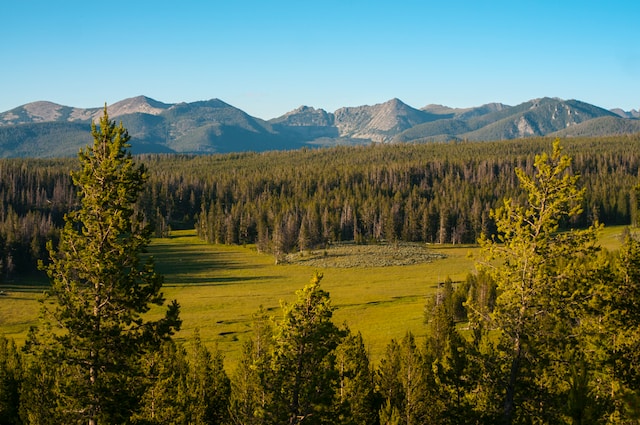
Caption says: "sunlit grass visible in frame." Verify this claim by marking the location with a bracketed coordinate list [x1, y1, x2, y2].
[0, 225, 630, 369]
[147, 230, 479, 366]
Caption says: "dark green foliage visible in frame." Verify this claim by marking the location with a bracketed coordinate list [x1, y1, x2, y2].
[24, 108, 181, 424]
[377, 333, 433, 425]
[268, 273, 346, 424]
[333, 332, 380, 425]
[604, 234, 640, 421]
[193, 135, 640, 254]
[4, 135, 640, 278]
[231, 276, 366, 425]
[133, 340, 190, 424]
[0, 336, 21, 425]
[129, 335, 232, 425]
[186, 332, 231, 425]
[423, 280, 480, 424]
[19, 348, 64, 425]
[229, 308, 273, 425]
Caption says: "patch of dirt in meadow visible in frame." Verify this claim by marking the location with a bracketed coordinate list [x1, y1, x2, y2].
[280, 242, 446, 268]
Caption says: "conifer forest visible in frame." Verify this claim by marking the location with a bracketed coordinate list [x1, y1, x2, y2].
[1, 112, 640, 423]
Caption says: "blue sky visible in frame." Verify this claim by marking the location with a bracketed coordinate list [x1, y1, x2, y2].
[2, 1, 638, 119]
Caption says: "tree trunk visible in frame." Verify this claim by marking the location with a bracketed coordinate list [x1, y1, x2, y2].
[503, 337, 521, 425]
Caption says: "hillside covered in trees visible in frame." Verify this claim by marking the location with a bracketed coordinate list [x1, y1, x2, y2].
[2, 134, 640, 279]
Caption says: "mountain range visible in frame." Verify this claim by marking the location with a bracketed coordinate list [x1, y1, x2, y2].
[0, 95, 638, 157]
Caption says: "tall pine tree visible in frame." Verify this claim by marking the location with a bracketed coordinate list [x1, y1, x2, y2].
[472, 139, 601, 424]
[26, 107, 181, 425]
[268, 272, 346, 424]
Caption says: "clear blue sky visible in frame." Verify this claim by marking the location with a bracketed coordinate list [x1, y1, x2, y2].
[2, 0, 638, 119]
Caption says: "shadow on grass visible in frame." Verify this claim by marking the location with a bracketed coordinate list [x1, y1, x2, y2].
[148, 235, 279, 286]
[168, 275, 284, 286]
[150, 244, 253, 272]
[0, 270, 50, 293]
[337, 295, 421, 309]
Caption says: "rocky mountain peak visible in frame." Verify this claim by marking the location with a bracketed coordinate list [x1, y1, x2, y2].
[611, 108, 640, 119]
[106, 96, 172, 119]
[270, 105, 334, 127]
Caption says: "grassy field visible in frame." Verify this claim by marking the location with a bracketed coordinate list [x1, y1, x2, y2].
[146, 230, 479, 367]
[0, 225, 629, 369]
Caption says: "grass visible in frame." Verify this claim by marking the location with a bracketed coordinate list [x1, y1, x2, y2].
[0, 225, 630, 370]
[147, 230, 478, 368]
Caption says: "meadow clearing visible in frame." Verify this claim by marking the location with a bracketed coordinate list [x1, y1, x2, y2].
[0, 225, 627, 368]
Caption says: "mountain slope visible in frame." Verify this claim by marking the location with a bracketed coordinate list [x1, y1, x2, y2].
[334, 98, 439, 142]
[550, 116, 640, 137]
[0, 122, 91, 157]
[161, 99, 300, 153]
[106, 95, 172, 118]
[269, 106, 338, 141]
[0, 95, 638, 158]
[0, 101, 98, 126]
[0, 95, 174, 127]
[394, 98, 621, 142]
[460, 98, 618, 140]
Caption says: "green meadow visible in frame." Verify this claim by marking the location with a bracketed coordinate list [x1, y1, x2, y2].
[0, 226, 628, 368]
[147, 230, 479, 366]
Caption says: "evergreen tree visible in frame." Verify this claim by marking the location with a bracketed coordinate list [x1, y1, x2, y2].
[377, 333, 432, 425]
[230, 308, 273, 425]
[472, 139, 601, 424]
[26, 107, 181, 424]
[333, 331, 379, 425]
[424, 279, 475, 424]
[606, 234, 640, 421]
[268, 272, 346, 424]
[0, 336, 21, 425]
[132, 340, 190, 424]
[186, 332, 231, 425]
[19, 349, 65, 425]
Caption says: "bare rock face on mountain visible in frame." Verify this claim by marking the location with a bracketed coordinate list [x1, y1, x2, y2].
[269, 106, 338, 141]
[271, 105, 334, 127]
[421, 102, 508, 119]
[103, 96, 172, 119]
[334, 98, 437, 142]
[0, 101, 99, 126]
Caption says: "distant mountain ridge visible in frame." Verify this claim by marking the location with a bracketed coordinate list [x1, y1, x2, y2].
[0, 95, 638, 157]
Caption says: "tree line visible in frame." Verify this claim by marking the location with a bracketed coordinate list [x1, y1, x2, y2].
[3, 134, 640, 280]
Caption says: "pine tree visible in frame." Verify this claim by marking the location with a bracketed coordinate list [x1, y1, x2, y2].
[424, 278, 476, 424]
[607, 234, 640, 421]
[186, 331, 231, 425]
[230, 307, 273, 425]
[472, 139, 601, 424]
[27, 107, 181, 424]
[0, 336, 21, 425]
[333, 331, 379, 425]
[268, 272, 346, 424]
[132, 340, 190, 424]
[377, 333, 432, 425]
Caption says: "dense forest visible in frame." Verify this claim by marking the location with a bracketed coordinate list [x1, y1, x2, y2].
[2, 132, 640, 423]
[2, 134, 640, 280]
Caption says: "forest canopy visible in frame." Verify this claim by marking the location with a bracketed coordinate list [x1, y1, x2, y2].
[2, 134, 640, 279]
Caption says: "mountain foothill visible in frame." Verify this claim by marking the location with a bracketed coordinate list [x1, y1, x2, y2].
[0, 95, 638, 157]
